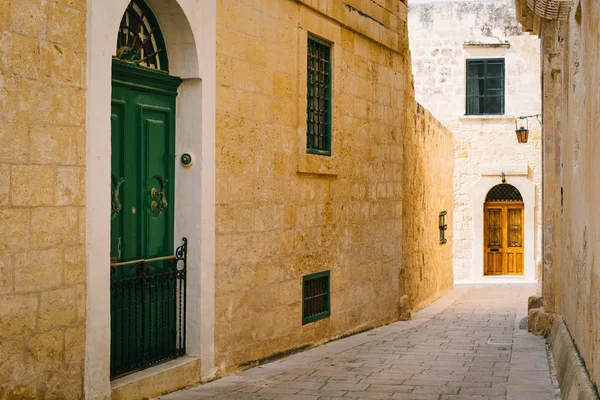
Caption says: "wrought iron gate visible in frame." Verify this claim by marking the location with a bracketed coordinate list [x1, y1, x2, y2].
[110, 238, 187, 379]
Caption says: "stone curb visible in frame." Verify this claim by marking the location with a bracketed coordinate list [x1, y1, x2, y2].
[548, 317, 600, 400]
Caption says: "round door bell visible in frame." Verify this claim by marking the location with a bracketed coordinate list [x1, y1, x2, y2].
[180, 153, 193, 167]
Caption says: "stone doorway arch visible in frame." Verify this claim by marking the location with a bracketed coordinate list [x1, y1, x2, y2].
[471, 165, 536, 283]
[85, 0, 216, 397]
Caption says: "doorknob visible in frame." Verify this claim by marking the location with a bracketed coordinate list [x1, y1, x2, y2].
[151, 176, 168, 212]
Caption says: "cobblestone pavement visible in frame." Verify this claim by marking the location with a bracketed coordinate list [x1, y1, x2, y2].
[160, 285, 559, 400]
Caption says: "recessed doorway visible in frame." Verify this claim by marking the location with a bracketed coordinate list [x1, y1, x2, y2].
[483, 184, 524, 276]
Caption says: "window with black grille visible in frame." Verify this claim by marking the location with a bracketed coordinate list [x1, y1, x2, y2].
[302, 271, 330, 324]
[486, 184, 523, 202]
[307, 37, 332, 156]
[466, 59, 505, 115]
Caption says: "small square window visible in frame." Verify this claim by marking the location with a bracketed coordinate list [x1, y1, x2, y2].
[302, 271, 330, 324]
[307, 37, 332, 156]
[466, 59, 505, 115]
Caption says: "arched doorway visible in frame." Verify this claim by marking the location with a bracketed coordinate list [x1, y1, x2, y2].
[86, 0, 215, 396]
[109, 0, 184, 379]
[483, 184, 525, 276]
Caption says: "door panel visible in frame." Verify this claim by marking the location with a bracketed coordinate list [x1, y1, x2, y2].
[110, 87, 175, 263]
[110, 71, 178, 379]
[506, 207, 524, 274]
[484, 207, 503, 275]
[484, 203, 524, 276]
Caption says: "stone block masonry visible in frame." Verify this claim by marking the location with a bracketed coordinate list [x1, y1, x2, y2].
[214, 0, 420, 376]
[402, 103, 454, 312]
[0, 0, 87, 398]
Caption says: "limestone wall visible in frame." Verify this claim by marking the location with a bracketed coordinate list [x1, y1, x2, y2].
[402, 104, 454, 311]
[515, 0, 600, 388]
[551, 0, 600, 388]
[214, 0, 413, 373]
[0, 0, 87, 398]
[408, 0, 542, 282]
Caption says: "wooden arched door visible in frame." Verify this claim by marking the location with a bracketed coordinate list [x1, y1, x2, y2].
[483, 184, 525, 276]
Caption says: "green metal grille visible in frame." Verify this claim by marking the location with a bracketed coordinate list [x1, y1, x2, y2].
[307, 37, 331, 155]
[302, 271, 330, 325]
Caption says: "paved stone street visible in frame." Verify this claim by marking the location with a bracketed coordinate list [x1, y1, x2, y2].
[160, 285, 559, 400]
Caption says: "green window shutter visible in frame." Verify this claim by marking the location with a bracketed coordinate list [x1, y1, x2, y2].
[307, 37, 332, 156]
[302, 270, 331, 325]
[466, 58, 505, 115]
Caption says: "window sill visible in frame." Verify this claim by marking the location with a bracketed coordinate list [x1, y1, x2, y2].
[297, 152, 339, 176]
[460, 115, 515, 121]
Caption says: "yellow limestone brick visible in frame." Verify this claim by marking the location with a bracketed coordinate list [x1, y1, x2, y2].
[0, 164, 9, 205]
[9, 0, 48, 37]
[216, 0, 238, 28]
[57, 166, 85, 205]
[75, 284, 85, 321]
[64, 326, 85, 363]
[0, 209, 31, 250]
[236, 2, 259, 37]
[39, 287, 78, 330]
[28, 330, 64, 363]
[0, 75, 18, 119]
[0, 252, 13, 294]
[273, 73, 293, 99]
[0, 120, 29, 164]
[14, 249, 62, 292]
[47, 2, 85, 49]
[0, 31, 38, 79]
[11, 165, 57, 206]
[246, 37, 266, 66]
[0, 337, 27, 383]
[30, 124, 79, 165]
[0, 294, 37, 339]
[64, 246, 85, 284]
[18, 79, 86, 125]
[278, 279, 301, 305]
[55, 0, 86, 10]
[0, 0, 8, 30]
[40, 41, 82, 86]
[31, 207, 79, 247]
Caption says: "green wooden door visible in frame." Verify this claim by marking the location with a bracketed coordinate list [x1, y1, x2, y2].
[110, 60, 181, 378]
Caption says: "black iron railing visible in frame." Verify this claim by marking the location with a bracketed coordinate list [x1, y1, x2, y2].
[110, 238, 187, 379]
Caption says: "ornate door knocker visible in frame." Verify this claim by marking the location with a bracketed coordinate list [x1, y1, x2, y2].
[112, 177, 125, 214]
[151, 176, 168, 212]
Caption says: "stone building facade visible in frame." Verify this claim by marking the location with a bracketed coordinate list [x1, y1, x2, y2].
[0, 0, 87, 398]
[408, 0, 543, 283]
[0, 0, 455, 399]
[515, 0, 600, 396]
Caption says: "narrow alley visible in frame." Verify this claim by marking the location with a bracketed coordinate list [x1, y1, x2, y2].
[161, 285, 558, 400]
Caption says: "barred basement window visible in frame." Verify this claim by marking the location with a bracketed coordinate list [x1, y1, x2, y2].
[307, 37, 332, 156]
[302, 271, 330, 324]
[466, 59, 505, 115]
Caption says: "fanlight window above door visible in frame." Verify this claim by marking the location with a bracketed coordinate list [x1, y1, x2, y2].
[485, 184, 523, 202]
[115, 0, 168, 71]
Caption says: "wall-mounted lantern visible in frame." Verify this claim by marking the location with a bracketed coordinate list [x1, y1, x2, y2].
[515, 124, 529, 143]
[515, 114, 541, 144]
[439, 211, 447, 245]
